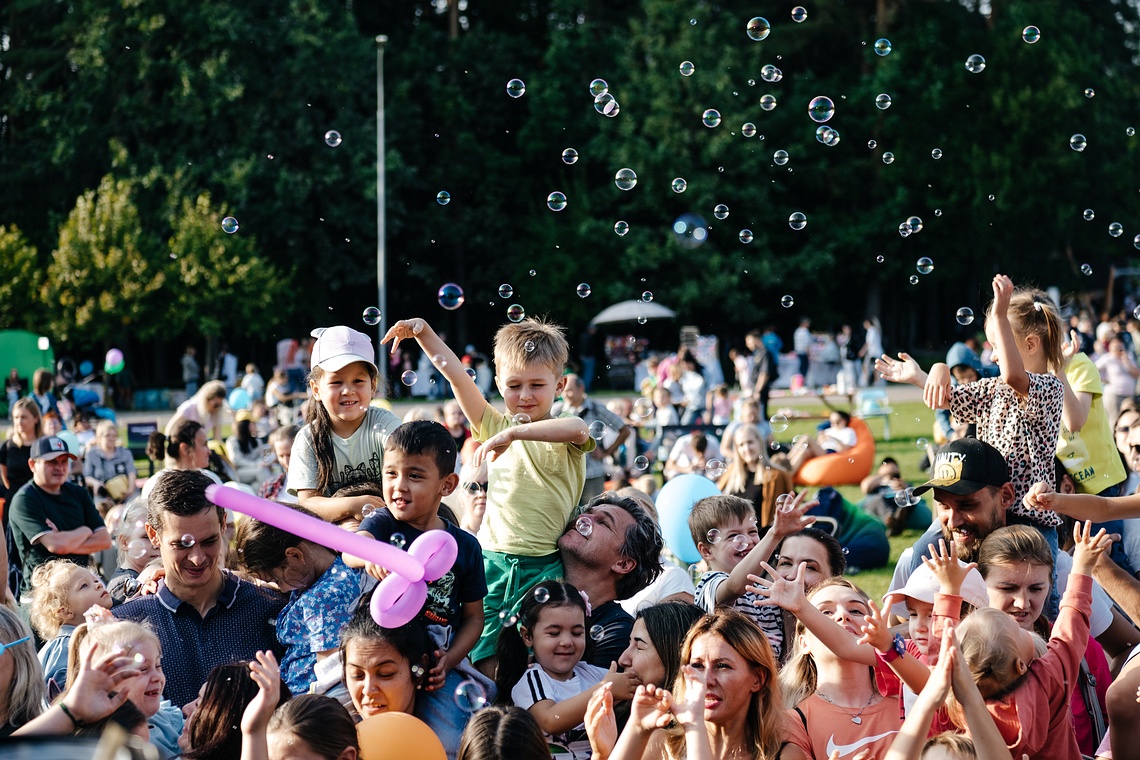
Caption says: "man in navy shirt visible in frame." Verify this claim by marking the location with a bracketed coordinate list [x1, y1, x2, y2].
[115, 470, 285, 706]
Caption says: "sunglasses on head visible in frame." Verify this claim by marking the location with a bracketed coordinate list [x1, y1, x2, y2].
[462, 482, 489, 494]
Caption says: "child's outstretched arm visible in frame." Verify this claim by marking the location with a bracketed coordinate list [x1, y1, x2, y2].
[527, 663, 632, 735]
[426, 601, 484, 691]
[609, 684, 677, 760]
[1059, 330, 1091, 432]
[875, 352, 929, 389]
[1024, 481, 1140, 522]
[990, 274, 1030, 395]
[471, 417, 590, 467]
[382, 318, 490, 432]
[884, 627, 956, 760]
[715, 489, 816, 605]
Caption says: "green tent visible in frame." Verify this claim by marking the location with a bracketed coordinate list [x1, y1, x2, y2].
[0, 330, 55, 413]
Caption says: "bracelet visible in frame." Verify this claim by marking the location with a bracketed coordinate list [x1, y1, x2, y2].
[58, 701, 87, 729]
[876, 633, 907, 664]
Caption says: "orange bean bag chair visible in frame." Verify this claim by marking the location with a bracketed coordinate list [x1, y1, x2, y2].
[793, 416, 876, 487]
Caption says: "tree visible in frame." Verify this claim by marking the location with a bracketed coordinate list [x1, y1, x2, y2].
[0, 225, 44, 331]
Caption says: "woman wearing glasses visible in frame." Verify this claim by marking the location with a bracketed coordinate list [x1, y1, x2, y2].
[457, 460, 488, 535]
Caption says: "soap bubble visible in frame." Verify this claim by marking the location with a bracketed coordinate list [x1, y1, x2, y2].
[589, 78, 608, 97]
[547, 191, 568, 211]
[590, 625, 605, 641]
[633, 398, 654, 419]
[1084, 209, 1095, 221]
[702, 109, 721, 128]
[1081, 263, 1093, 276]
[788, 212, 807, 230]
[324, 130, 342, 147]
[577, 283, 592, 298]
[816, 126, 835, 144]
[634, 455, 650, 471]
[575, 515, 594, 537]
[507, 304, 526, 322]
[706, 529, 722, 544]
[221, 216, 239, 234]
[934, 209, 942, 217]
[875, 93, 892, 110]
[437, 283, 465, 310]
[641, 291, 653, 303]
[781, 295, 795, 309]
[910, 275, 920, 285]
[362, 307, 381, 326]
[436, 191, 451, 205]
[389, 533, 407, 550]
[614, 168, 638, 191]
[705, 459, 726, 479]
[637, 316, 647, 325]
[988, 194, 996, 202]
[760, 64, 781, 82]
[907, 216, 923, 233]
[882, 152, 895, 164]
[760, 94, 777, 111]
[671, 178, 688, 193]
[534, 587, 550, 604]
[614, 221, 629, 237]
[824, 129, 841, 146]
[931, 148, 943, 159]
[714, 204, 730, 220]
[1129, 127, 1136, 137]
[730, 534, 751, 552]
[898, 223, 911, 239]
[524, 340, 535, 353]
[746, 17, 770, 41]
[808, 96, 835, 123]
[679, 60, 695, 77]
[1134, 234, 1140, 250]
[589, 421, 608, 440]
[1070, 134, 1087, 152]
[770, 414, 789, 433]
[529, 269, 537, 277]
[916, 257, 934, 275]
[1110, 222, 1124, 238]
[964, 54, 986, 73]
[455, 679, 489, 712]
[916, 438, 929, 449]
[956, 307, 975, 325]
[506, 78, 526, 98]
[894, 488, 920, 508]
[739, 229, 753, 244]
[498, 284, 514, 299]
[1022, 26, 1040, 43]
[1084, 88, 1095, 98]
[466, 368, 477, 379]
[792, 6, 807, 22]
[775, 493, 796, 513]
[498, 610, 519, 628]
[401, 371, 417, 386]
[742, 123, 757, 138]
[594, 92, 617, 115]
[876, 255, 885, 263]
[179, 534, 196, 549]
[127, 539, 150, 560]
[874, 38, 892, 56]
[773, 150, 789, 165]
[867, 140, 877, 149]
[562, 148, 579, 165]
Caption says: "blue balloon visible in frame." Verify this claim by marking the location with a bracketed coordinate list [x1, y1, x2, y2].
[655, 474, 722, 565]
[228, 387, 251, 410]
[79, 360, 94, 377]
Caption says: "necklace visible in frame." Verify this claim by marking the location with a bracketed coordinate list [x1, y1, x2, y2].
[816, 690, 876, 724]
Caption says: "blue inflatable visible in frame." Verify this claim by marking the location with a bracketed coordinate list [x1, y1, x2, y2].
[655, 474, 722, 564]
[228, 387, 251, 410]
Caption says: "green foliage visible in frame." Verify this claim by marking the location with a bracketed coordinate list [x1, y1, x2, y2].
[0, 226, 44, 331]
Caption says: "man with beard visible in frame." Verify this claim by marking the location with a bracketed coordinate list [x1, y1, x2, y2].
[558, 492, 663, 668]
[887, 437, 1140, 663]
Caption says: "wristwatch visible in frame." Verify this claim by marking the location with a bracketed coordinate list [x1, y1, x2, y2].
[877, 633, 906, 663]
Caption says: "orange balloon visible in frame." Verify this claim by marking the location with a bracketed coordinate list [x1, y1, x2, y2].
[357, 712, 446, 760]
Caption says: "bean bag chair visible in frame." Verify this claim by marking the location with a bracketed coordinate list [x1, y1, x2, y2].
[793, 416, 875, 487]
[806, 487, 890, 571]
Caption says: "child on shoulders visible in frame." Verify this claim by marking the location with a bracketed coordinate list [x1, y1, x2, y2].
[29, 559, 112, 692]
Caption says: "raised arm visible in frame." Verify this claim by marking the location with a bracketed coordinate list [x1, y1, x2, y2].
[1024, 481, 1140, 522]
[382, 318, 490, 432]
[874, 352, 929, 389]
[718, 491, 816, 604]
[990, 275, 1029, 395]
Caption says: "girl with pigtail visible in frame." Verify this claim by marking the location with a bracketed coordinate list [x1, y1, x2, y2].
[495, 580, 632, 757]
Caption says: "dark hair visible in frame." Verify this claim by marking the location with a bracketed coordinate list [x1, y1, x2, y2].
[32, 368, 52, 396]
[692, 433, 708, 454]
[269, 424, 300, 449]
[340, 594, 431, 689]
[777, 527, 847, 579]
[147, 418, 204, 462]
[439, 502, 460, 526]
[495, 580, 588, 704]
[306, 364, 379, 494]
[457, 705, 550, 760]
[183, 662, 291, 759]
[386, 420, 458, 479]
[235, 418, 256, 455]
[880, 456, 898, 466]
[268, 694, 359, 759]
[831, 410, 851, 425]
[583, 492, 665, 601]
[233, 503, 326, 575]
[636, 602, 706, 688]
[330, 480, 385, 499]
[146, 469, 225, 537]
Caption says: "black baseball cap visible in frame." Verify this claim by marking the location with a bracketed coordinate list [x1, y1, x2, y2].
[30, 436, 77, 461]
[912, 438, 1009, 496]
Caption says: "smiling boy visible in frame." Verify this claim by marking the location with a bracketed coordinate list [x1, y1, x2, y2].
[383, 316, 593, 668]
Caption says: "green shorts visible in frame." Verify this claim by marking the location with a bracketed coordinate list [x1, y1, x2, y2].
[470, 550, 564, 664]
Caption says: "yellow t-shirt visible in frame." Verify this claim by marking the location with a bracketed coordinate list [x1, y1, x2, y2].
[1058, 353, 1127, 494]
[475, 405, 594, 556]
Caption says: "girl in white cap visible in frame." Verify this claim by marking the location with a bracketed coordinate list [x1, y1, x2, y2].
[286, 326, 401, 525]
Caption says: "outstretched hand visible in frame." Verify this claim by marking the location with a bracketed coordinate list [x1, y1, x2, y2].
[875, 352, 922, 385]
[65, 640, 143, 725]
[921, 539, 977, 597]
[856, 598, 894, 653]
[771, 490, 818, 538]
[585, 682, 618, 760]
[380, 318, 427, 355]
[1071, 520, 1114, 576]
[471, 428, 515, 466]
[627, 684, 676, 733]
[746, 560, 806, 614]
[241, 651, 281, 736]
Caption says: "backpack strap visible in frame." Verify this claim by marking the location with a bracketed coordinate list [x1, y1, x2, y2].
[1078, 656, 1107, 746]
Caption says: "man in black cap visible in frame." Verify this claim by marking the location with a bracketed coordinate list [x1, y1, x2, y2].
[8, 435, 110, 600]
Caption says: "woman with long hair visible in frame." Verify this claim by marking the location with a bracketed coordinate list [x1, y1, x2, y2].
[717, 424, 794, 529]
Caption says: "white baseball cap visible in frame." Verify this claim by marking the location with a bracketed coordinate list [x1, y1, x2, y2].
[885, 560, 990, 611]
[310, 326, 377, 373]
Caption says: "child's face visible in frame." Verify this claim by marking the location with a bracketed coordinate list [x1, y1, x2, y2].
[950, 365, 979, 384]
[904, 597, 935, 659]
[273, 437, 293, 470]
[774, 536, 831, 589]
[697, 515, 760, 573]
[68, 570, 111, 619]
[495, 363, 564, 421]
[803, 585, 870, 654]
[311, 361, 376, 432]
[382, 449, 457, 530]
[984, 561, 1050, 632]
[522, 603, 586, 681]
[120, 639, 164, 718]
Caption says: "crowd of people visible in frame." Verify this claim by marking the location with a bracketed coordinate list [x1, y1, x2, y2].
[7, 279, 1140, 759]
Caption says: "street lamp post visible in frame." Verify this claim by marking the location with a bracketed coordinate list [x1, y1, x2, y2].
[376, 35, 389, 394]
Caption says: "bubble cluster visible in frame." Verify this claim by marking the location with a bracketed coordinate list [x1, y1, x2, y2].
[437, 282, 465, 310]
[506, 79, 526, 98]
[362, 307, 381, 326]
[956, 307, 974, 325]
[760, 64, 782, 82]
[221, 216, 239, 234]
[894, 487, 920, 508]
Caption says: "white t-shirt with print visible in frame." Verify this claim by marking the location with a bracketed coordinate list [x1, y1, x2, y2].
[512, 662, 607, 759]
[287, 406, 402, 496]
